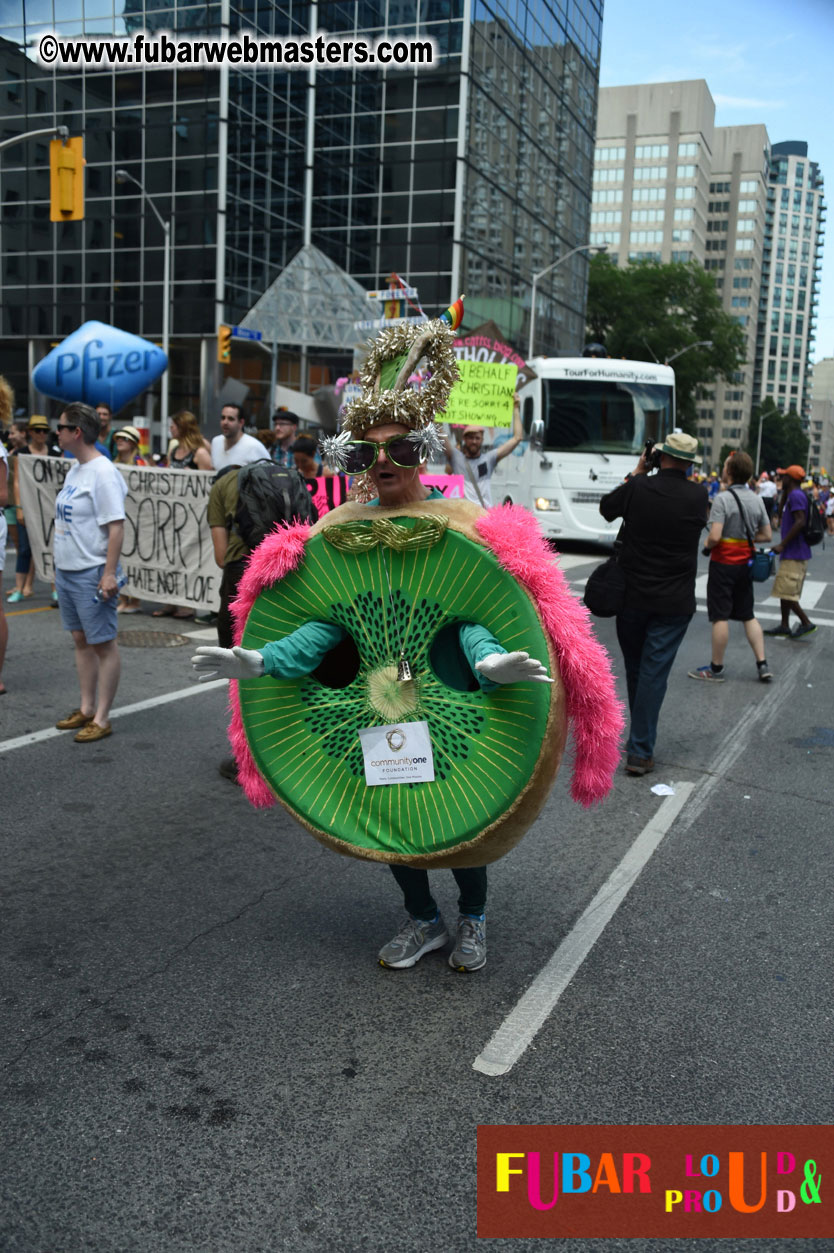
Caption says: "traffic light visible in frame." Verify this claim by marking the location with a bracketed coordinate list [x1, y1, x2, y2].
[217, 325, 232, 364]
[49, 136, 84, 222]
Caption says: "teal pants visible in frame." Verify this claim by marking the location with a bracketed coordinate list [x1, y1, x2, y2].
[388, 865, 487, 920]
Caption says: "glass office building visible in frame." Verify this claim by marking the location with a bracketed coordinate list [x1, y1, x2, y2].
[0, 0, 602, 424]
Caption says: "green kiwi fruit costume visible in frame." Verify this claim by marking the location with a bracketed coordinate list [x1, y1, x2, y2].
[224, 309, 624, 868]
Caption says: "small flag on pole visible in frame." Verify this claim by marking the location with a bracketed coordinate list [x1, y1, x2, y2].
[440, 294, 465, 330]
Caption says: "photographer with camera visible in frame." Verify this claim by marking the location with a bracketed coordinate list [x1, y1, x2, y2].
[599, 432, 709, 776]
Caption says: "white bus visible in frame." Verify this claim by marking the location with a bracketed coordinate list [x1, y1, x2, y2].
[490, 357, 676, 543]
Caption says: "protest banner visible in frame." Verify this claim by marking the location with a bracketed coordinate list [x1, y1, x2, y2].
[420, 474, 465, 498]
[454, 319, 536, 388]
[17, 458, 221, 611]
[443, 359, 518, 429]
[308, 473, 351, 517]
[306, 474, 465, 513]
[17, 463, 468, 612]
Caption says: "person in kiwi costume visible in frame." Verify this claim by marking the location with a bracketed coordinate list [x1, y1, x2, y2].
[192, 304, 624, 972]
[193, 419, 552, 973]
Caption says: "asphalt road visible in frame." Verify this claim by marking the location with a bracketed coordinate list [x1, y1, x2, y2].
[2, 541, 833, 1253]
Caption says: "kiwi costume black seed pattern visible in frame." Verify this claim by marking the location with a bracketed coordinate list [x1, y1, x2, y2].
[237, 513, 561, 866]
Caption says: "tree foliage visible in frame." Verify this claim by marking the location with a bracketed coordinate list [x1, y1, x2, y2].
[745, 397, 809, 473]
[585, 256, 747, 433]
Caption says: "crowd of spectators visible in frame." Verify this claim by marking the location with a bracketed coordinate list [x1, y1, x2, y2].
[0, 402, 337, 627]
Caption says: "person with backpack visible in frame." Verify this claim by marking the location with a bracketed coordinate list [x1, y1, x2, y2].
[207, 459, 316, 781]
[765, 464, 818, 639]
[687, 451, 773, 683]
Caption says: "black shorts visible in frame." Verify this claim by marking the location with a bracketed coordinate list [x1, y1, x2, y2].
[706, 561, 755, 623]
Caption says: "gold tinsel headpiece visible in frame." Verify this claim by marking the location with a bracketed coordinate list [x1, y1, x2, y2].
[320, 314, 461, 473]
[341, 317, 459, 437]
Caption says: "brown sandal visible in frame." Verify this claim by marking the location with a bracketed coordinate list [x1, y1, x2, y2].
[74, 721, 112, 742]
[56, 709, 94, 730]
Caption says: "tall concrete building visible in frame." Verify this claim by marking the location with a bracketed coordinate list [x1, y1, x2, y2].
[702, 123, 769, 457]
[809, 356, 834, 474]
[0, 0, 604, 433]
[759, 142, 826, 425]
[594, 81, 825, 467]
[593, 80, 714, 268]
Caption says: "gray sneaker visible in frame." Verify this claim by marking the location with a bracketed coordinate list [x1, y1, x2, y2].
[449, 914, 487, 972]
[378, 914, 449, 969]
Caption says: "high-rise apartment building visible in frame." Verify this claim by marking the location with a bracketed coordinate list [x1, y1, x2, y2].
[0, 1, 603, 430]
[759, 142, 826, 424]
[594, 82, 825, 467]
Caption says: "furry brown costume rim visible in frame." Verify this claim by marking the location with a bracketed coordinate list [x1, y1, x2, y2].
[287, 495, 567, 867]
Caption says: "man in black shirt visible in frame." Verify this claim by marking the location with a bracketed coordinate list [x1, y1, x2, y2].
[600, 432, 708, 776]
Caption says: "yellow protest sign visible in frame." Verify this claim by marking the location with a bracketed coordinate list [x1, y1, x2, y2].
[443, 360, 517, 429]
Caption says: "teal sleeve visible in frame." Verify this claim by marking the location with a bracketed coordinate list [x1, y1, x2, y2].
[458, 622, 506, 693]
[260, 621, 347, 679]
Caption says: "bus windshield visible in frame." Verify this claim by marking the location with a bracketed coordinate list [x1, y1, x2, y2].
[541, 378, 674, 454]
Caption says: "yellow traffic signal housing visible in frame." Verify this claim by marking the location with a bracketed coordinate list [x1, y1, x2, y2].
[49, 136, 84, 221]
[217, 324, 232, 363]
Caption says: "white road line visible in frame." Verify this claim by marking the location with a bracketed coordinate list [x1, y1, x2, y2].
[472, 784, 695, 1078]
[472, 642, 814, 1078]
[0, 680, 227, 755]
[693, 574, 829, 608]
[763, 579, 827, 609]
[671, 647, 811, 838]
[555, 554, 604, 571]
[567, 579, 834, 624]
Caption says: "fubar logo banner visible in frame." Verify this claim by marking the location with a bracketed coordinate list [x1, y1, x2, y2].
[477, 1125, 831, 1239]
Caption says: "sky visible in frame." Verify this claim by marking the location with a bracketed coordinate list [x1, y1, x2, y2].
[598, 0, 834, 364]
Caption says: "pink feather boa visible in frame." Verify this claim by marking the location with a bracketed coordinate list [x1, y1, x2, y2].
[227, 521, 309, 808]
[475, 506, 624, 806]
[227, 508, 624, 810]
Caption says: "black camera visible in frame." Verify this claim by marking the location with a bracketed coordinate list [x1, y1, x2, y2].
[644, 440, 662, 471]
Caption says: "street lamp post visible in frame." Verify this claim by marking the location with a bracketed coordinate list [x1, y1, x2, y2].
[665, 340, 713, 365]
[115, 170, 171, 448]
[528, 243, 607, 361]
[754, 409, 769, 477]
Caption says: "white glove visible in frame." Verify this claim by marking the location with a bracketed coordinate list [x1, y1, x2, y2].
[474, 650, 553, 685]
[191, 645, 265, 682]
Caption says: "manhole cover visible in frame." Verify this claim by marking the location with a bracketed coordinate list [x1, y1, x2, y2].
[117, 629, 192, 648]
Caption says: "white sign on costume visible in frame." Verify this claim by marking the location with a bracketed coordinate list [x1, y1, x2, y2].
[16, 457, 221, 611]
[358, 721, 435, 786]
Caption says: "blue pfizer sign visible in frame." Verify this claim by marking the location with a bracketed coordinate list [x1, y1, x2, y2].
[33, 321, 167, 411]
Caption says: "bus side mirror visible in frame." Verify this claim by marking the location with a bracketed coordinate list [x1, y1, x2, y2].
[530, 418, 544, 451]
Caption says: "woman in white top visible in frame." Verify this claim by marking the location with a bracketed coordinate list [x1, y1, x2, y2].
[53, 403, 128, 742]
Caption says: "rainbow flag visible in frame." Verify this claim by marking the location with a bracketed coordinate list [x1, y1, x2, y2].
[440, 295, 465, 330]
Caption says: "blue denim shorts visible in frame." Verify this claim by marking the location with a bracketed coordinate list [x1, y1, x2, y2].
[54, 564, 120, 644]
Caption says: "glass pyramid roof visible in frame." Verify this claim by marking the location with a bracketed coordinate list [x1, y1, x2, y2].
[239, 244, 379, 349]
